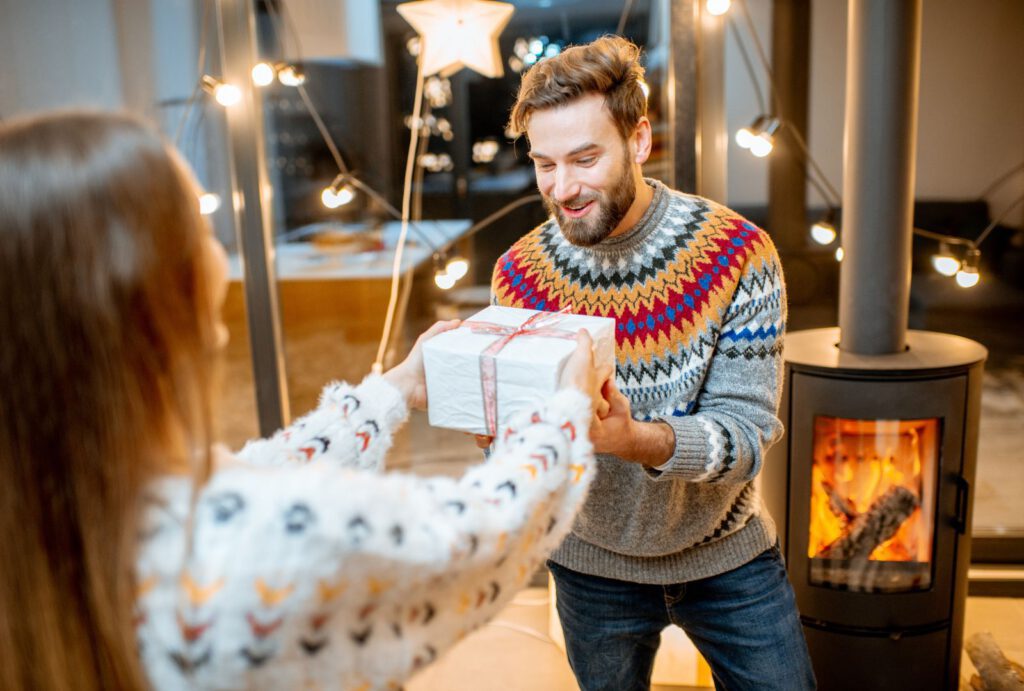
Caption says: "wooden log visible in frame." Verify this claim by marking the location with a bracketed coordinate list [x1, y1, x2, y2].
[965, 631, 1024, 691]
[816, 486, 918, 560]
[822, 479, 858, 522]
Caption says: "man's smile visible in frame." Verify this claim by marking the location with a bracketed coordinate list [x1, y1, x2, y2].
[560, 200, 595, 218]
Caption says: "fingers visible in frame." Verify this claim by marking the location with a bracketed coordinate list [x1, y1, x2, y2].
[419, 319, 461, 342]
[595, 398, 611, 419]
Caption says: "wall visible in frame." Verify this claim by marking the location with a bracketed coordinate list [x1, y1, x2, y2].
[726, 0, 1024, 228]
[0, 0, 124, 118]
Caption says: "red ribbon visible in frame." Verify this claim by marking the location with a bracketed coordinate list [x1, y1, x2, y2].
[462, 308, 578, 436]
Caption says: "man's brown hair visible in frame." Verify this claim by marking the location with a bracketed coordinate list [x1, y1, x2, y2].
[508, 35, 647, 141]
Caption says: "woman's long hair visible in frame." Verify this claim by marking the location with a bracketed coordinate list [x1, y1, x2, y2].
[0, 112, 219, 690]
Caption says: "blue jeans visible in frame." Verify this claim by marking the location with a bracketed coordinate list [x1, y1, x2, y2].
[548, 545, 816, 691]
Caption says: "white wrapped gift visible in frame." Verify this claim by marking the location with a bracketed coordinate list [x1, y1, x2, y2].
[422, 305, 616, 435]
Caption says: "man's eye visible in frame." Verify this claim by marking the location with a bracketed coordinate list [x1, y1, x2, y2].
[537, 163, 555, 172]
[577, 157, 596, 166]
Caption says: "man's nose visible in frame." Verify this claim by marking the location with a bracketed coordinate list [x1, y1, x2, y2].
[552, 167, 581, 203]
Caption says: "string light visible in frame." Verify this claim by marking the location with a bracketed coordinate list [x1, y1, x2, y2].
[277, 64, 306, 87]
[199, 192, 221, 215]
[955, 248, 981, 288]
[445, 256, 469, 280]
[835, 247, 845, 262]
[251, 62, 275, 86]
[735, 115, 780, 157]
[201, 75, 241, 107]
[321, 175, 355, 209]
[810, 211, 837, 245]
[435, 271, 457, 290]
[931, 241, 961, 276]
[706, 0, 732, 16]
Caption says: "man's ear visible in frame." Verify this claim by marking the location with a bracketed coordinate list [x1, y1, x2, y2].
[632, 117, 653, 165]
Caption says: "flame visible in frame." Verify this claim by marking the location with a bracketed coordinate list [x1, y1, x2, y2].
[808, 417, 938, 562]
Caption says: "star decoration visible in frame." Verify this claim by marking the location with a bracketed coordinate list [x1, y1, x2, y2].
[397, 0, 515, 79]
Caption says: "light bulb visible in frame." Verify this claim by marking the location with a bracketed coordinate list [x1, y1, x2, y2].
[251, 62, 275, 86]
[435, 271, 456, 290]
[810, 221, 837, 245]
[199, 192, 221, 215]
[955, 268, 980, 288]
[706, 0, 732, 16]
[321, 184, 354, 209]
[735, 127, 756, 149]
[932, 254, 960, 277]
[278, 65, 306, 87]
[749, 133, 774, 157]
[213, 83, 241, 107]
[835, 247, 845, 262]
[445, 257, 469, 280]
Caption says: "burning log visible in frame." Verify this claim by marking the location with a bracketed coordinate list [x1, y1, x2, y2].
[966, 632, 1024, 691]
[822, 480, 859, 523]
[817, 486, 919, 560]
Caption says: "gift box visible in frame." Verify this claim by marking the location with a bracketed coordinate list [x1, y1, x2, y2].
[422, 305, 616, 435]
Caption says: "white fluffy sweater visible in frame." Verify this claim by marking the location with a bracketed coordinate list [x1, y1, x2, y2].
[136, 375, 593, 690]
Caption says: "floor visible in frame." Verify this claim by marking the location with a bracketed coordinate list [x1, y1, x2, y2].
[403, 586, 1024, 690]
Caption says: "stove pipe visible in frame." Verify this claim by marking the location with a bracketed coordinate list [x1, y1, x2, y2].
[838, 0, 922, 355]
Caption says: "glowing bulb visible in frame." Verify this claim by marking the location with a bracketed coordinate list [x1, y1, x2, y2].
[735, 127, 756, 149]
[213, 83, 241, 107]
[435, 271, 456, 290]
[955, 268, 979, 288]
[321, 184, 355, 209]
[529, 38, 544, 55]
[706, 0, 732, 16]
[932, 254, 960, 277]
[199, 192, 221, 215]
[251, 62, 275, 86]
[445, 257, 469, 280]
[749, 133, 774, 157]
[810, 221, 837, 245]
[278, 65, 306, 86]
[835, 247, 844, 262]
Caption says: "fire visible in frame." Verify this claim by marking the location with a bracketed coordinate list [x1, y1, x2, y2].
[808, 417, 939, 563]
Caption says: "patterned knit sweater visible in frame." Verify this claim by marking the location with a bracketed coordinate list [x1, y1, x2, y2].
[136, 375, 594, 690]
[492, 179, 786, 584]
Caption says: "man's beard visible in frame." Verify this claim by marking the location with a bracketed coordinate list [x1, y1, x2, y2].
[544, 156, 637, 248]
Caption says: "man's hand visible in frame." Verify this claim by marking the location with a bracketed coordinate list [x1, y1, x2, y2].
[383, 319, 461, 410]
[589, 379, 675, 467]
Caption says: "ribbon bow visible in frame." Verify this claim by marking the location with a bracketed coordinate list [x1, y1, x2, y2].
[462, 307, 578, 436]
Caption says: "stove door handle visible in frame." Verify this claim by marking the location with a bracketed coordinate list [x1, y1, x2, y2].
[953, 475, 970, 534]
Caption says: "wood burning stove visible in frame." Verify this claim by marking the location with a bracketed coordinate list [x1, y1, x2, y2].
[762, 329, 986, 690]
[760, 2, 989, 684]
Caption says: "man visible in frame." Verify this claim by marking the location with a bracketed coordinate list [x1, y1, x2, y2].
[489, 36, 816, 690]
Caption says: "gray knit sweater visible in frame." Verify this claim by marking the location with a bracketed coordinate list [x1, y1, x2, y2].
[492, 179, 787, 584]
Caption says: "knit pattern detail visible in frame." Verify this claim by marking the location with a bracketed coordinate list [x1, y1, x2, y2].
[136, 378, 594, 690]
[491, 180, 786, 583]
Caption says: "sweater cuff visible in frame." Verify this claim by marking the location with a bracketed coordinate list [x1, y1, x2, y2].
[322, 373, 409, 431]
[645, 414, 713, 481]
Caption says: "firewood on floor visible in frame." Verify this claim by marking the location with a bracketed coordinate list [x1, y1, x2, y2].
[966, 631, 1024, 691]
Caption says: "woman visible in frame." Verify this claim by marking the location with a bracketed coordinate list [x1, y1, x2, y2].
[0, 112, 606, 690]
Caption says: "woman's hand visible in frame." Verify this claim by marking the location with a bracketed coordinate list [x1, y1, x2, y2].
[559, 330, 613, 418]
[383, 319, 460, 410]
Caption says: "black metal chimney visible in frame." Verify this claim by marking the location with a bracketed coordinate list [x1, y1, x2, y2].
[838, 0, 922, 355]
